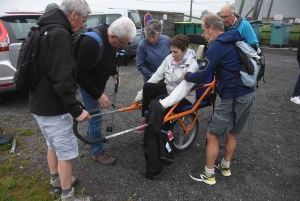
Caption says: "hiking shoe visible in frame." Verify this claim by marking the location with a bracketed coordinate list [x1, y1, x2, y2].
[214, 162, 231, 177]
[50, 176, 78, 195]
[92, 150, 115, 165]
[61, 187, 94, 201]
[134, 119, 146, 133]
[291, 96, 300, 105]
[189, 170, 216, 185]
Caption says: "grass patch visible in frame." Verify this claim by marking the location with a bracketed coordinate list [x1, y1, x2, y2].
[2, 117, 9, 121]
[0, 154, 60, 201]
[20, 129, 35, 136]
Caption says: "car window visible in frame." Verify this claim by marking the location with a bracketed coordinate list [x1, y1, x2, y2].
[87, 14, 122, 27]
[128, 11, 141, 29]
[1, 16, 39, 40]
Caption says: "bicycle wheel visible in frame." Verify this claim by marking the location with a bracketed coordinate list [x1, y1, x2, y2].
[171, 113, 198, 152]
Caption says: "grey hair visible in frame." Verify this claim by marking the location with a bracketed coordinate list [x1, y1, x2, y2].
[144, 20, 162, 38]
[60, 0, 91, 17]
[202, 13, 224, 32]
[229, 4, 237, 14]
[110, 17, 137, 41]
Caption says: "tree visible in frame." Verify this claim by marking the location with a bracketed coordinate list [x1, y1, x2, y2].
[216, 11, 221, 17]
[44, 3, 59, 13]
[200, 10, 210, 19]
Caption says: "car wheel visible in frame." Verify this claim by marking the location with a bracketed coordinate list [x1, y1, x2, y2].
[0, 93, 3, 104]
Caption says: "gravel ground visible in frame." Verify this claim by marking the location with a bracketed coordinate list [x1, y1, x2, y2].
[0, 48, 300, 200]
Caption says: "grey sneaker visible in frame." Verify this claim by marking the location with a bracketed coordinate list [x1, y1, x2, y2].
[92, 150, 115, 165]
[50, 176, 78, 195]
[61, 187, 94, 201]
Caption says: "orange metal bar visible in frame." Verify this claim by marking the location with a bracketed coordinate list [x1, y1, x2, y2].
[177, 110, 200, 134]
[118, 102, 142, 112]
[115, 77, 215, 135]
[163, 78, 215, 123]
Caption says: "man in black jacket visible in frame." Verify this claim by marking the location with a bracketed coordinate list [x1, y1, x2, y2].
[29, 0, 92, 200]
[76, 17, 136, 165]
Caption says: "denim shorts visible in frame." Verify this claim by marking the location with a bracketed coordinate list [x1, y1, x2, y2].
[33, 113, 79, 161]
[208, 92, 255, 138]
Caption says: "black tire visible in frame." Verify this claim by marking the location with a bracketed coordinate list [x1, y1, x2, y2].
[171, 113, 199, 153]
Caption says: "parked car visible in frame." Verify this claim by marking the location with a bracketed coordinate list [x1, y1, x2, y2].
[87, 8, 143, 60]
[0, 12, 42, 102]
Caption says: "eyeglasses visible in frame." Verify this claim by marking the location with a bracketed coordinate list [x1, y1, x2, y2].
[220, 13, 234, 19]
[202, 26, 210, 34]
[115, 35, 128, 46]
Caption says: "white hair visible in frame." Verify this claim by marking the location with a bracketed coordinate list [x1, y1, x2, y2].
[110, 17, 136, 41]
[60, 0, 91, 17]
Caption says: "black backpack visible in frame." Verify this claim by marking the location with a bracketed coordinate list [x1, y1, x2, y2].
[13, 26, 42, 92]
[72, 25, 104, 66]
[14, 24, 62, 92]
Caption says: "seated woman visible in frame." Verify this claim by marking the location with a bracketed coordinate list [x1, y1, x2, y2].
[134, 34, 199, 180]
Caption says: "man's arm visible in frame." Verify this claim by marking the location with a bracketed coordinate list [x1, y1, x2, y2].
[160, 60, 199, 109]
[47, 32, 82, 118]
[240, 20, 259, 47]
[185, 44, 223, 84]
[76, 36, 102, 100]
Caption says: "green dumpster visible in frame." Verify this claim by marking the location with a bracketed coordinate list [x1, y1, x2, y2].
[248, 20, 263, 42]
[175, 22, 185, 35]
[270, 22, 293, 46]
[185, 22, 195, 34]
[195, 23, 202, 34]
[251, 24, 263, 42]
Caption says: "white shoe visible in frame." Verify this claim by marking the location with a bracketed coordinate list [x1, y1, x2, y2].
[291, 96, 300, 105]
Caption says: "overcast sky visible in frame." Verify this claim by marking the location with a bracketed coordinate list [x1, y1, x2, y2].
[1, 0, 235, 18]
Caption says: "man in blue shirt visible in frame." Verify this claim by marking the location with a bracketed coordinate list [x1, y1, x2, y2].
[221, 4, 259, 48]
[183, 13, 255, 185]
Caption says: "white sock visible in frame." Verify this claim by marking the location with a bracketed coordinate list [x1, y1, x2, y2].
[205, 166, 215, 175]
[221, 158, 230, 167]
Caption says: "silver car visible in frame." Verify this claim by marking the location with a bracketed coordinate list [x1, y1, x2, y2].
[0, 12, 42, 102]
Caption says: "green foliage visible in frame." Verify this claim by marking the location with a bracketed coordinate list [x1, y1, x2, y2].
[20, 128, 34, 136]
[0, 147, 57, 201]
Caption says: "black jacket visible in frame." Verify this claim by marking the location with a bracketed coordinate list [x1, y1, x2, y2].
[76, 24, 118, 100]
[29, 8, 82, 118]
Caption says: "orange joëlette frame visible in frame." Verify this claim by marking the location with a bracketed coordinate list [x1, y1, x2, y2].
[117, 77, 216, 134]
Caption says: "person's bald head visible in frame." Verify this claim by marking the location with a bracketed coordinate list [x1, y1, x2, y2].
[220, 4, 237, 28]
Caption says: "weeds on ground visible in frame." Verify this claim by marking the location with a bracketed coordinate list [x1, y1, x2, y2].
[0, 129, 59, 201]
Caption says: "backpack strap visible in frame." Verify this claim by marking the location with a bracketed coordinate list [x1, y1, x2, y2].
[75, 25, 104, 66]
[82, 31, 103, 66]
